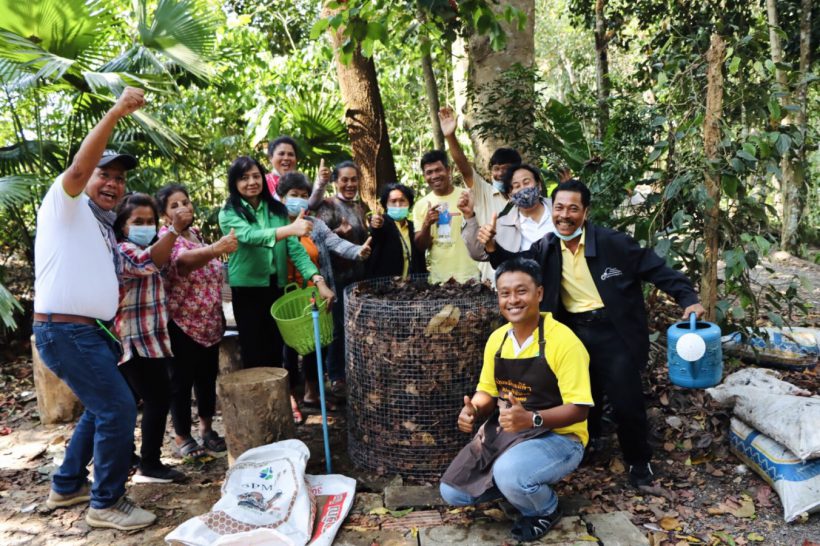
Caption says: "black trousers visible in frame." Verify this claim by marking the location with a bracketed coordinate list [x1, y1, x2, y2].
[283, 345, 318, 388]
[565, 315, 653, 465]
[167, 320, 219, 437]
[231, 279, 284, 368]
[119, 355, 171, 468]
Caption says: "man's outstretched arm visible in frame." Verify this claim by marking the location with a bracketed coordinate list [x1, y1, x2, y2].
[439, 107, 475, 189]
[62, 87, 145, 196]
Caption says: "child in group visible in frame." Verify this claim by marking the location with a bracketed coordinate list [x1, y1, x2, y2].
[156, 183, 238, 459]
[113, 193, 190, 483]
[275, 172, 372, 421]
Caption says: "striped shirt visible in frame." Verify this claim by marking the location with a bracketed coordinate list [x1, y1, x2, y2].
[115, 241, 173, 364]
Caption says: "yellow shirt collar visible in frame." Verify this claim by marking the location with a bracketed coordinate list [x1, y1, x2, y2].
[559, 228, 586, 251]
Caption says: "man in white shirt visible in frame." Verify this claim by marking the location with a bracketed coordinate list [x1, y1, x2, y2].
[33, 87, 157, 531]
[439, 107, 520, 282]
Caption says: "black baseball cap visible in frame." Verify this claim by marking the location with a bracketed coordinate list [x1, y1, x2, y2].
[97, 149, 138, 170]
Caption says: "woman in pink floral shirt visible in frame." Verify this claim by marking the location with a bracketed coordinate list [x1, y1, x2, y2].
[156, 184, 238, 459]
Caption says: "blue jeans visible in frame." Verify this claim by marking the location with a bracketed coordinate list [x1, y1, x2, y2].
[34, 322, 137, 509]
[440, 433, 584, 517]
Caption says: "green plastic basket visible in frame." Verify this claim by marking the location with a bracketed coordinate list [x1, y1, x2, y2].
[271, 283, 334, 356]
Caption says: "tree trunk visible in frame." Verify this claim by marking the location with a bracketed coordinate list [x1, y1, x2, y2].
[766, 0, 803, 253]
[593, 0, 611, 140]
[419, 10, 444, 150]
[452, 0, 535, 172]
[701, 34, 726, 322]
[328, 26, 397, 208]
[218, 333, 242, 376]
[217, 367, 295, 465]
[779, 0, 811, 252]
[421, 45, 445, 150]
[30, 335, 83, 424]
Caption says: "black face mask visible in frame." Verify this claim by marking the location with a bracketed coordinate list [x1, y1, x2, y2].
[509, 186, 540, 209]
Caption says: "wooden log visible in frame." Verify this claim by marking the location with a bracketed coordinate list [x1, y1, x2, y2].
[217, 367, 294, 465]
[30, 335, 83, 425]
[218, 333, 242, 376]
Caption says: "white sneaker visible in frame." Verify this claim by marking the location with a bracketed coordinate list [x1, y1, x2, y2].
[85, 496, 156, 531]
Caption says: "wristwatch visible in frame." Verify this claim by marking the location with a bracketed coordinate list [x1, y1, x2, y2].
[532, 411, 544, 428]
[167, 224, 180, 236]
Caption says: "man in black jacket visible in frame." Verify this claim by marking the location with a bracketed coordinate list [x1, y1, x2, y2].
[481, 179, 705, 486]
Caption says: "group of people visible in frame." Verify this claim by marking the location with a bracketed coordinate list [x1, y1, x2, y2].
[32, 86, 705, 540]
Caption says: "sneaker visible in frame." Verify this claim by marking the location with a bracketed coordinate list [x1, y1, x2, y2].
[85, 496, 156, 531]
[511, 505, 563, 542]
[46, 481, 91, 509]
[132, 464, 186, 484]
[628, 462, 655, 487]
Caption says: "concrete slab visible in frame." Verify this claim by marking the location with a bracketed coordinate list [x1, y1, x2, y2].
[384, 485, 444, 510]
[584, 511, 649, 546]
[351, 492, 384, 514]
[419, 516, 597, 546]
[334, 528, 416, 546]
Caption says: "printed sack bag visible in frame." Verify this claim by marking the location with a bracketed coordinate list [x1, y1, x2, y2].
[167, 439, 313, 545]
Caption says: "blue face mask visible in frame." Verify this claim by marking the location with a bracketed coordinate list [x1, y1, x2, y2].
[387, 206, 409, 221]
[128, 225, 156, 247]
[492, 179, 505, 193]
[552, 225, 583, 241]
[285, 197, 309, 217]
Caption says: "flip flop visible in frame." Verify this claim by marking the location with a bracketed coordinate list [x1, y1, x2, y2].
[201, 430, 227, 453]
[175, 437, 208, 461]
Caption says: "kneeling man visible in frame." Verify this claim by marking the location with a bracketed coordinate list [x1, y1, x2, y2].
[440, 258, 592, 542]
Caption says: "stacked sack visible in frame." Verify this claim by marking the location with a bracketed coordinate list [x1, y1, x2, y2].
[707, 368, 820, 522]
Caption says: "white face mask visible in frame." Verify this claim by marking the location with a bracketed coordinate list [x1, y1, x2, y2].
[552, 225, 583, 241]
[492, 179, 505, 193]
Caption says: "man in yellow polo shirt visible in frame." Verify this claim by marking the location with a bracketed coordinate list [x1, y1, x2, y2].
[483, 179, 705, 488]
[413, 150, 480, 283]
[440, 258, 592, 542]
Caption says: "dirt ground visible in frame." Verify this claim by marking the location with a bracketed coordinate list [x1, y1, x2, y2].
[0, 252, 818, 545]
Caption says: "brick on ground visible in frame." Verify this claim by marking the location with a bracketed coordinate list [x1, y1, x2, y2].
[384, 485, 444, 510]
[583, 511, 650, 546]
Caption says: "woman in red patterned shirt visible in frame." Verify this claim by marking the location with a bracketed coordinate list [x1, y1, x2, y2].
[156, 184, 238, 460]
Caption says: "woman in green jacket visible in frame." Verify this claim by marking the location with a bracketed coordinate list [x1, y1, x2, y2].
[219, 156, 334, 389]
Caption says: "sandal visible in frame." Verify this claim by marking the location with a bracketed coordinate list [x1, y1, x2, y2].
[201, 430, 227, 453]
[175, 437, 208, 460]
[291, 397, 304, 425]
[510, 507, 562, 542]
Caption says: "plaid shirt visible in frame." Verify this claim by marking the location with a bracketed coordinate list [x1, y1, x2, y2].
[115, 241, 173, 364]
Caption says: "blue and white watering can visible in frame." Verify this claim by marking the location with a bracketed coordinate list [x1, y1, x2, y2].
[667, 313, 722, 388]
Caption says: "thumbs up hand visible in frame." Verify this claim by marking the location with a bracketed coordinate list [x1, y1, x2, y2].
[317, 158, 331, 185]
[290, 209, 313, 237]
[458, 395, 478, 433]
[214, 228, 239, 256]
[477, 212, 498, 252]
[457, 190, 474, 218]
[358, 236, 373, 260]
[499, 392, 530, 432]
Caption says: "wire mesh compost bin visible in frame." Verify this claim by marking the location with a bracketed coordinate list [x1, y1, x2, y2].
[345, 277, 501, 479]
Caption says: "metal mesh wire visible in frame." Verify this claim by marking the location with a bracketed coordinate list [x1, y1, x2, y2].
[345, 276, 502, 479]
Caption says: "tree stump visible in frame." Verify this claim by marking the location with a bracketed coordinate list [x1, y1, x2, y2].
[217, 367, 294, 465]
[218, 333, 242, 376]
[30, 335, 83, 424]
